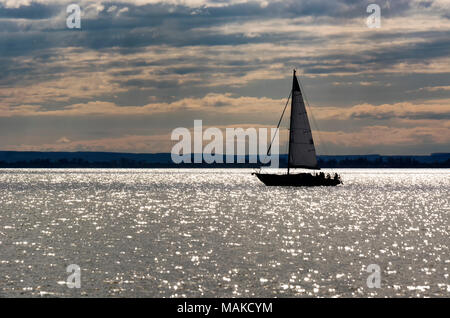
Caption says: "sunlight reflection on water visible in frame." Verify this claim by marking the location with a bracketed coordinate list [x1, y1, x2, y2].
[0, 168, 449, 297]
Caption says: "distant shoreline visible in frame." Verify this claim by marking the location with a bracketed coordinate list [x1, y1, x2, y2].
[0, 151, 449, 168]
[1, 167, 449, 169]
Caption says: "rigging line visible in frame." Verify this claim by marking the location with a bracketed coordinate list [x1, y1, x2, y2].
[267, 91, 292, 156]
[298, 76, 329, 156]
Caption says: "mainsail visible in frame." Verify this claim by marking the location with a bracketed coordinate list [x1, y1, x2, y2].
[288, 71, 319, 170]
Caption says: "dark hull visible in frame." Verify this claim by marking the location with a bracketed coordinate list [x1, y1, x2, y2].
[254, 172, 341, 187]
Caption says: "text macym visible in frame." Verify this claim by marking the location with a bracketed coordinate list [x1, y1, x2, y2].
[222, 302, 272, 313]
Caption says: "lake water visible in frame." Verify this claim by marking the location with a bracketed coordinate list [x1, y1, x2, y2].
[0, 168, 449, 297]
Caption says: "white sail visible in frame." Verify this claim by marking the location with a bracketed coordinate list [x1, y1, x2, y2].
[288, 72, 319, 169]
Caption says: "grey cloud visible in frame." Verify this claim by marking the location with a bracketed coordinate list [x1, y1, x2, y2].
[1, 1, 449, 110]
[0, 2, 58, 19]
[351, 112, 450, 121]
[117, 78, 181, 88]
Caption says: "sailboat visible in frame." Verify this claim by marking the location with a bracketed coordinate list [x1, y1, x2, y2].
[254, 70, 342, 186]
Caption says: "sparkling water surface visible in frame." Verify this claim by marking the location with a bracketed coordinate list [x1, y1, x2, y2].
[0, 168, 449, 297]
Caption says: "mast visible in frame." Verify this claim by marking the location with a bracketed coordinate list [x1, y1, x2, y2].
[287, 70, 296, 175]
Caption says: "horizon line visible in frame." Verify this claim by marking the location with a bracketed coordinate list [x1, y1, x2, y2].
[0, 150, 449, 157]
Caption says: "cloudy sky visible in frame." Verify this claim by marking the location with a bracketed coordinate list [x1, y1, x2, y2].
[0, 0, 449, 155]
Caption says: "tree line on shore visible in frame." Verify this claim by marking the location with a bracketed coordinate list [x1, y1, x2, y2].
[0, 156, 449, 168]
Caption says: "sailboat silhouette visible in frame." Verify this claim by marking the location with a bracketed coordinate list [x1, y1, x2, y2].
[254, 70, 342, 186]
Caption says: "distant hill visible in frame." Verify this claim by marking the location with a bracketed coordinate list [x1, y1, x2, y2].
[0, 151, 449, 168]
